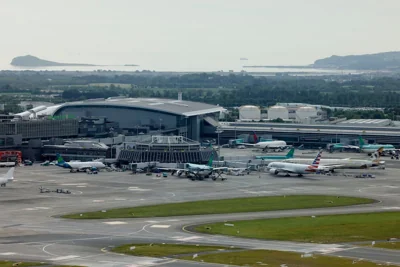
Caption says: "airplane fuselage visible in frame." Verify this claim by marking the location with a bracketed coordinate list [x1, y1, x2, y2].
[267, 162, 319, 175]
[254, 141, 287, 150]
[57, 161, 106, 170]
[284, 158, 378, 168]
[361, 145, 395, 153]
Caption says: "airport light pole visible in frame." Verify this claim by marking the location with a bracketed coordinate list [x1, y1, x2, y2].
[215, 127, 223, 160]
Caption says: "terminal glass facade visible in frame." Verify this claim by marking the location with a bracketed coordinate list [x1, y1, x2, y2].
[55, 106, 180, 131]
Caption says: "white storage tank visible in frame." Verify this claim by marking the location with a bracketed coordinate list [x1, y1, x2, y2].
[268, 105, 288, 120]
[296, 106, 318, 122]
[239, 105, 261, 121]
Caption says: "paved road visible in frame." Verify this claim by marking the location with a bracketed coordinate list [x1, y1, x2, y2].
[0, 162, 399, 266]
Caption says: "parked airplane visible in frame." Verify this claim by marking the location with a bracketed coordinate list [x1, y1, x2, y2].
[267, 150, 328, 177]
[359, 137, 395, 154]
[160, 154, 227, 181]
[245, 132, 287, 151]
[56, 154, 106, 172]
[284, 148, 385, 170]
[0, 168, 15, 187]
[255, 148, 295, 160]
[329, 143, 360, 151]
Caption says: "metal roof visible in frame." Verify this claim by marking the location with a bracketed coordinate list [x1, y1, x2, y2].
[50, 97, 225, 117]
[339, 119, 391, 124]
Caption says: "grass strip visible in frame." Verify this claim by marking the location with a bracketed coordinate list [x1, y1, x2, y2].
[111, 243, 232, 257]
[0, 260, 82, 267]
[181, 249, 398, 267]
[194, 212, 400, 243]
[0, 262, 44, 267]
[362, 242, 400, 250]
[62, 195, 375, 219]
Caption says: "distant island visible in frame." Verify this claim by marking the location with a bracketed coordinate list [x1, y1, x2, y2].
[11, 55, 97, 67]
[244, 51, 400, 70]
[124, 64, 139, 67]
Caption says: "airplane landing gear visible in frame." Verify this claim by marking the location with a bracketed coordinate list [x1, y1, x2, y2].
[1, 183, 6, 187]
[297, 174, 303, 177]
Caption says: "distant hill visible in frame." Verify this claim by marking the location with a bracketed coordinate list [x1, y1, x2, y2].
[10, 55, 96, 67]
[312, 51, 400, 70]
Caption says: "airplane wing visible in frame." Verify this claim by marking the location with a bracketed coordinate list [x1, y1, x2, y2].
[78, 165, 100, 171]
[274, 168, 298, 174]
[213, 167, 228, 171]
[319, 164, 345, 170]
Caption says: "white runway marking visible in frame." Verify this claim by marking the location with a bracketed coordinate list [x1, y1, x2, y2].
[146, 220, 159, 223]
[93, 200, 104, 203]
[103, 221, 127, 225]
[176, 236, 202, 241]
[150, 225, 170, 228]
[382, 206, 400, 210]
[23, 207, 51, 211]
[0, 252, 17, 255]
[318, 247, 349, 254]
[61, 183, 87, 186]
[128, 186, 151, 191]
[76, 185, 86, 188]
[48, 255, 80, 261]
[114, 198, 127, 201]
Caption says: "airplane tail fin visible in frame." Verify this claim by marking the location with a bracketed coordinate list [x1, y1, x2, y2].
[371, 147, 383, 161]
[252, 131, 258, 144]
[56, 153, 65, 164]
[5, 167, 14, 181]
[286, 148, 295, 158]
[359, 136, 365, 148]
[207, 153, 214, 167]
[311, 150, 323, 168]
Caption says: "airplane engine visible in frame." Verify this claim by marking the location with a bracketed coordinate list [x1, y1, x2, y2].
[269, 168, 278, 175]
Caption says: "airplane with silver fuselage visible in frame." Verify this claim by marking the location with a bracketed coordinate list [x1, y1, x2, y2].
[267, 150, 329, 177]
[55, 154, 106, 172]
[244, 132, 287, 151]
[284, 147, 385, 170]
[159, 154, 227, 181]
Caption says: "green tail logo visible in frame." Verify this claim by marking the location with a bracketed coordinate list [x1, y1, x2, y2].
[207, 153, 214, 167]
[286, 148, 295, 158]
[358, 136, 365, 148]
[56, 153, 65, 164]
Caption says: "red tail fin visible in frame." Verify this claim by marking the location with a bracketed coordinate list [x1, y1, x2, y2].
[253, 131, 258, 143]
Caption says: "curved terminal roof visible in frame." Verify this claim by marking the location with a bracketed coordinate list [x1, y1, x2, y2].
[43, 97, 225, 117]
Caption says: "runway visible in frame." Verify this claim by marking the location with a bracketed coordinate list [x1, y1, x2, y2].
[0, 154, 399, 266]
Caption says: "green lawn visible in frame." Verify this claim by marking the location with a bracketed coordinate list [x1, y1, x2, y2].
[181, 249, 398, 267]
[0, 261, 82, 267]
[194, 212, 400, 243]
[112, 243, 231, 257]
[363, 242, 400, 250]
[62, 195, 374, 219]
[0, 262, 44, 267]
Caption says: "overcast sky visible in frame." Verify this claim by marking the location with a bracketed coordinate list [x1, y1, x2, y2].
[1, 0, 399, 70]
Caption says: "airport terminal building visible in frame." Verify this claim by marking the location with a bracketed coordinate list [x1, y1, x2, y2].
[50, 97, 224, 141]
